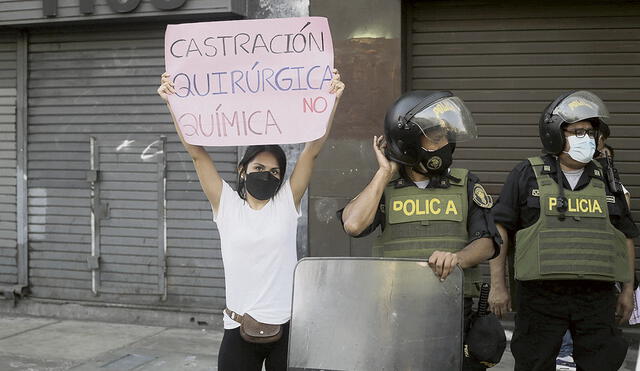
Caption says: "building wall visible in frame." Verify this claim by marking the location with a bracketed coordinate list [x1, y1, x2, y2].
[308, 0, 403, 257]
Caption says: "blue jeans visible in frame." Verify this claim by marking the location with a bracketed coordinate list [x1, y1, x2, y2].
[558, 330, 573, 358]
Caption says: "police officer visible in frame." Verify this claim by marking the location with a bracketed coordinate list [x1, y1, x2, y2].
[488, 90, 639, 371]
[340, 90, 501, 371]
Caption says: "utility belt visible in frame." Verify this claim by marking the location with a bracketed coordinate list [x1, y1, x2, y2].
[518, 280, 615, 295]
[225, 308, 283, 344]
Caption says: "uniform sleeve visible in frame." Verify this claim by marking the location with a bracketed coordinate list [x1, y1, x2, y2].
[466, 173, 501, 259]
[492, 161, 530, 233]
[336, 197, 385, 238]
[608, 186, 639, 238]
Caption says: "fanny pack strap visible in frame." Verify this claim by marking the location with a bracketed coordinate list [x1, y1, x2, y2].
[224, 308, 244, 323]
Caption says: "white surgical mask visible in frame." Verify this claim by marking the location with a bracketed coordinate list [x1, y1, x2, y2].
[564, 135, 596, 163]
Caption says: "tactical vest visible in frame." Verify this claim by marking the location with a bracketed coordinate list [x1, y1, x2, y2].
[514, 157, 630, 282]
[373, 168, 482, 297]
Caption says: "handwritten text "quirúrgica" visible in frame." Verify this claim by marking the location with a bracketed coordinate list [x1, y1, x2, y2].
[172, 62, 333, 97]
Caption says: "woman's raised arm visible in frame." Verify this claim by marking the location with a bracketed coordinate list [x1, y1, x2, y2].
[158, 72, 223, 211]
[289, 69, 345, 209]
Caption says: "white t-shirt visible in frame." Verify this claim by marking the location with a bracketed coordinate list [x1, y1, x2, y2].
[563, 169, 631, 201]
[414, 180, 429, 189]
[562, 168, 584, 190]
[213, 180, 300, 329]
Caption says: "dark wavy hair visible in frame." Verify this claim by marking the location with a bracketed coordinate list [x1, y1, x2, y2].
[237, 145, 287, 200]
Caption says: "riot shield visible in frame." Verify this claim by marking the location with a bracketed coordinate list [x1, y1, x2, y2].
[287, 258, 463, 371]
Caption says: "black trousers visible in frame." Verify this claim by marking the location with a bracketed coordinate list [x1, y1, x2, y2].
[511, 281, 628, 371]
[218, 322, 289, 371]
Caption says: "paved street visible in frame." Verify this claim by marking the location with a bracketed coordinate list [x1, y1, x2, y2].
[0, 315, 637, 370]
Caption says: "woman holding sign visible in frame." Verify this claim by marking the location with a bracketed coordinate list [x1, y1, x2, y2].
[158, 70, 344, 371]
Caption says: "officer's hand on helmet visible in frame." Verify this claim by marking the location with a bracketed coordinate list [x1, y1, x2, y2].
[328, 68, 345, 99]
[157, 72, 175, 103]
[373, 135, 398, 177]
[616, 287, 634, 325]
[488, 285, 511, 319]
[428, 251, 459, 281]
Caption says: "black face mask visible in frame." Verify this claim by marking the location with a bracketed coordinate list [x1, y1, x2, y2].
[245, 171, 281, 200]
[415, 143, 453, 176]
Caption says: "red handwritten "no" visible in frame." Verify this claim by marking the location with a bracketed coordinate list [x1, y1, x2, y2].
[302, 97, 328, 114]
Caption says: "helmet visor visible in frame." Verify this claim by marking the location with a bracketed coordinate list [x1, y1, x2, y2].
[553, 91, 609, 125]
[409, 96, 478, 143]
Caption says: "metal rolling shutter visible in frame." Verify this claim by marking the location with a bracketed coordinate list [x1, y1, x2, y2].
[28, 24, 234, 308]
[407, 0, 640, 272]
[0, 32, 17, 287]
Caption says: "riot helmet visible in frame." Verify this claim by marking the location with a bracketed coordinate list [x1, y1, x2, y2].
[384, 90, 478, 169]
[539, 90, 609, 154]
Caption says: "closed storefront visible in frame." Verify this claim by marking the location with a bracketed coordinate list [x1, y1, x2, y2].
[25, 25, 237, 308]
[405, 0, 640, 272]
[406, 0, 640, 200]
[0, 1, 247, 314]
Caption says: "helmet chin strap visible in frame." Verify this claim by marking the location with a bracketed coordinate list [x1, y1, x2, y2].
[413, 162, 430, 177]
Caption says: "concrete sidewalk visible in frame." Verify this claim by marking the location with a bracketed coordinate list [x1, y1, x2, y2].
[0, 315, 221, 371]
[0, 314, 637, 370]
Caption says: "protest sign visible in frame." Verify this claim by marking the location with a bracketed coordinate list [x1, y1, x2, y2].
[164, 17, 335, 146]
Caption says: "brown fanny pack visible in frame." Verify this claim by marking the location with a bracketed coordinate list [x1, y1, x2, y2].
[225, 308, 283, 344]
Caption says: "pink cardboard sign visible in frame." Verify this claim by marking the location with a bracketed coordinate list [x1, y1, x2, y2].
[164, 17, 335, 146]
